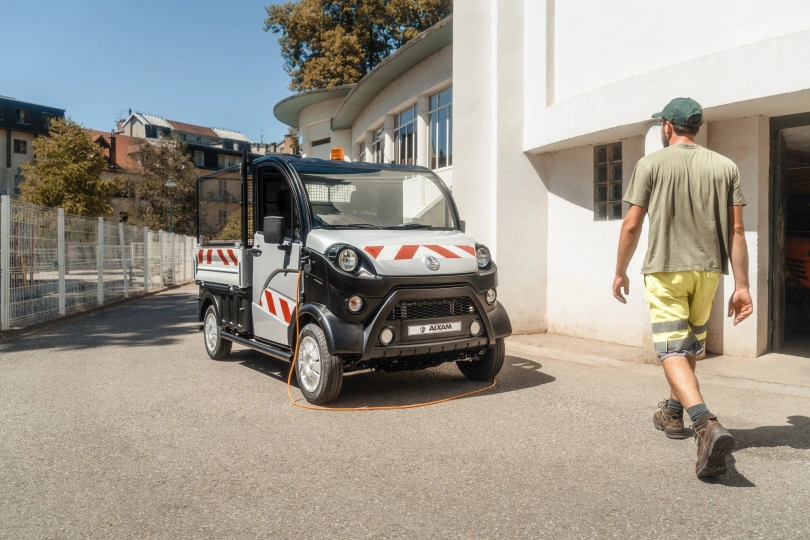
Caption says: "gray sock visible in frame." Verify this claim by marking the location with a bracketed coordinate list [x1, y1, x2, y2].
[686, 404, 710, 423]
[667, 398, 684, 413]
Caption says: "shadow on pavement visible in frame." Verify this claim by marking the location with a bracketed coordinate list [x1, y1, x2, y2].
[236, 352, 555, 408]
[0, 290, 199, 354]
[700, 416, 810, 488]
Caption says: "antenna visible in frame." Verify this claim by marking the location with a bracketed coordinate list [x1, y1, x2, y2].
[259, 129, 265, 144]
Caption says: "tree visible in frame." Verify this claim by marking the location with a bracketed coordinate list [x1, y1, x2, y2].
[264, 0, 452, 91]
[128, 138, 197, 235]
[20, 117, 118, 217]
[287, 127, 301, 155]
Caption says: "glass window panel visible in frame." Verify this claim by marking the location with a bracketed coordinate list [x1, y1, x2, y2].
[447, 105, 452, 166]
[610, 142, 622, 161]
[594, 184, 607, 203]
[594, 204, 608, 221]
[430, 95, 438, 110]
[610, 203, 623, 220]
[438, 107, 448, 168]
[594, 145, 607, 164]
[595, 165, 607, 183]
[610, 163, 622, 182]
[610, 182, 622, 202]
[439, 87, 452, 107]
[610, 182, 623, 202]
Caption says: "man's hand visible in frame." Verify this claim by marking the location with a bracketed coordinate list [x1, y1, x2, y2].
[728, 287, 753, 326]
[613, 274, 630, 304]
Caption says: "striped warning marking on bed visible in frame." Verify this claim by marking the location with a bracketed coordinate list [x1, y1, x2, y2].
[363, 245, 475, 261]
[197, 248, 239, 266]
[259, 288, 295, 324]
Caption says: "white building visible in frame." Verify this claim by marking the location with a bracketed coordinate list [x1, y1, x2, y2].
[273, 16, 453, 189]
[273, 5, 810, 360]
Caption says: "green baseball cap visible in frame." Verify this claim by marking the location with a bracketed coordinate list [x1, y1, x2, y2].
[651, 97, 703, 127]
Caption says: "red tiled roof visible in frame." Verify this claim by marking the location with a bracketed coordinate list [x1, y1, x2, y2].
[88, 129, 143, 171]
[165, 119, 217, 138]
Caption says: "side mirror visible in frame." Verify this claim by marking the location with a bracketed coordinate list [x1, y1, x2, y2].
[459, 220, 466, 233]
[263, 216, 285, 245]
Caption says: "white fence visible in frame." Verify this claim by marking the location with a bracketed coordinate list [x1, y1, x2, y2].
[0, 195, 196, 331]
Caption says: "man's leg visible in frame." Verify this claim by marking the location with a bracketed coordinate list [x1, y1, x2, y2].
[663, 355, 703, 409]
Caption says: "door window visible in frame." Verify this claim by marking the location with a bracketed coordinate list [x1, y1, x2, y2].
[260, 168, 301, 241]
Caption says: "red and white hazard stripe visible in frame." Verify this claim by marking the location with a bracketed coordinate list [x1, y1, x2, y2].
[197, 248, 239, 266]
[363, 244, 475, 261]
[259, 288, 295, 324]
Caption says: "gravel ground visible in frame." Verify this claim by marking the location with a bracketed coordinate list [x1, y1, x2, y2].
[1, 286, 809, 539]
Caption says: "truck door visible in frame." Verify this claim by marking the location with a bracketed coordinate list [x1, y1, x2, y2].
[251, 165, 303, 347]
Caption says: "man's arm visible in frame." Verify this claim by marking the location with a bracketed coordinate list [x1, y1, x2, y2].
[728, 205, 753, 325]
[613, 205, 647, 304]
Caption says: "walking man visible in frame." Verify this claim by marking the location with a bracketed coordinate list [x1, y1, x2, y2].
[612, 97, 754, 477]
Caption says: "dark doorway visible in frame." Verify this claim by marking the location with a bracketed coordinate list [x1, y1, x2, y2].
[771, 116, 810, 355]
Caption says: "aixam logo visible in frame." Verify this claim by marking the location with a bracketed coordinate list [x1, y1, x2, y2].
[428, 323, 452, 331]
[424, 255, 440, 271]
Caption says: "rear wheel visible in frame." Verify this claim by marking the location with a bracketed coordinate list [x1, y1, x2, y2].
[457, 338, 505, 381]
[203, 304, 232, 360]
[296, 324, 343, 405]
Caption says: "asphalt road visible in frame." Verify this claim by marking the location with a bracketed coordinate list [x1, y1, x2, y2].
[1, 286, 809, 539]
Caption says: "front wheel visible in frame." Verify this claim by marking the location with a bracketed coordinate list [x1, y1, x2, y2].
[203, 304, 232, 360]
[457, 338, 505, 381]
[296, 324, 343, 405]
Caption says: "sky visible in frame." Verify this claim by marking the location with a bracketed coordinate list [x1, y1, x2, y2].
[1, 0, 291, 143]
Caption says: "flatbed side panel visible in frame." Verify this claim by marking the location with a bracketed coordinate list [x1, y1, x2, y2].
[194, 246, 249, 288]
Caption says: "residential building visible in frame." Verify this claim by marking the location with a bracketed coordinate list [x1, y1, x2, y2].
[0, 96, 65, 195]
[453, 0, 810, 360]
[88, 130, 144, 222]
[272, 15, 453, 194]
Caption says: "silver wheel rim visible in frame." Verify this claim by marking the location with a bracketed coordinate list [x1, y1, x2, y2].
[297, 336, 321, 393]
[204, 311, 218, 352]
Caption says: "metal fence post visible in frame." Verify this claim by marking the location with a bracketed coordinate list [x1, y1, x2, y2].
[1, 195, 10, 330]
[170, 233, 175, 285]
[143, 227, 149, 293]
[97, 218, 104, 306]
[159, 230, 164, 288]
[119, 222, 128, 298]
[58, 208, 66, 315]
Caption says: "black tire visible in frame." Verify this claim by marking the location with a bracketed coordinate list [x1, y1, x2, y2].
[457, 338, 505, 381]
[203, 304, 232, 360]
[295, 323, 343, 405]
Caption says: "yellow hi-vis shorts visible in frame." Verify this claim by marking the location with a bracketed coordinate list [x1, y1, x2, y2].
[644, 271, 720, 361]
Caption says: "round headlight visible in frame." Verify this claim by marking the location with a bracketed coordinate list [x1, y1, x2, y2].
[486, 288, 497, 305]
[337, 248, 358, 272]
[470, 320, 482, 336]
[348, 295, 364, 313]
[380, 327, 395, 346]
[476, 245, 491, 268]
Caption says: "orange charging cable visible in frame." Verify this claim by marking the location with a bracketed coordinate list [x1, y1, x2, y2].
[286, 271, 496, 411]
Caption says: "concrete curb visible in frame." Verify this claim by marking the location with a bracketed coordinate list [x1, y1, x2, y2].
[506, 340, 810, 398]
[0, 284, 195, 344]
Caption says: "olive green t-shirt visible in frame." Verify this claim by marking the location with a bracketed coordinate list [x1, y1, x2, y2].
[623, 144, 746, 275]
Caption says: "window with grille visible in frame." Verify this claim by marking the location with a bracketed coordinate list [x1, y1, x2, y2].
[394, 104, 417, 165]
[16, 108, 30, 124]
[428, 87, 452, 169]
[13, 140, 27, 154]
[594, 142, 623, 221]
[42, 113, 55, 128]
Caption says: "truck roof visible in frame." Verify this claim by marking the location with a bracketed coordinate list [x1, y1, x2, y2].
[253, 154, 431, 173]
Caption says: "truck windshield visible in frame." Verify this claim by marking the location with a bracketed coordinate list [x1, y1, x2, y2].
[295, 167, 457, 230]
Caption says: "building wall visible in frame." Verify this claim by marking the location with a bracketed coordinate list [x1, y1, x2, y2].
[351, 45, 452, 147]
[298, 98, 346, 158]
[0, 131, 36, 193]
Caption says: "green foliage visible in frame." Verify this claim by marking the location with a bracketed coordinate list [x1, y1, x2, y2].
[129, 138, 197, 235]
[287, 127, 301, 155]
[20, 117, 118, 217]
[264, 0, 452, 91]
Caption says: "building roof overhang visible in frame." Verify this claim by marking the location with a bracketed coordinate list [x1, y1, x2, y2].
[331, 15, 452, 131]
[273, 85, 355, 128]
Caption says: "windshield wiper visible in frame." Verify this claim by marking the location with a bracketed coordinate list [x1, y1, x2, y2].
[321, 223, 381, 230]
[383, 223, 434, 230]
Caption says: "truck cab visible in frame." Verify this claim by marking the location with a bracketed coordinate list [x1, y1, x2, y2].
[195, 154, 512, 405]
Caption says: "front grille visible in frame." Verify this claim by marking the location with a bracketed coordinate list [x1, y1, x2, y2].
[387, 297, 477, 320]
[787, 258, 808, 281]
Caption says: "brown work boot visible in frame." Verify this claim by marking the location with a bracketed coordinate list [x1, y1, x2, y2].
[653, 400, 687, 439]
[693, 415, 735, 477]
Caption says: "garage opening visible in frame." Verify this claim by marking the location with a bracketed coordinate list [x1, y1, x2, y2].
[772, 121, 810, 355]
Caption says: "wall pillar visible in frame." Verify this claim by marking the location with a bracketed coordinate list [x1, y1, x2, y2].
[416, 95, 430, 169]
[383, 115, 395, 164]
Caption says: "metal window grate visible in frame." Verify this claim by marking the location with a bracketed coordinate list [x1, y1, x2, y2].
[387, 297, 477, 321]
[594, 142, 623, 221]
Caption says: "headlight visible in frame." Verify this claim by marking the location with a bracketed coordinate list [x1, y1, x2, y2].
[379, 327, 395, 346]
[347, 295, 364, 313]
[486, 288, 497, 305]
[476, 245, 491, 268]
[469, 320, 483, 336]
[337, 248, 358, 272]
